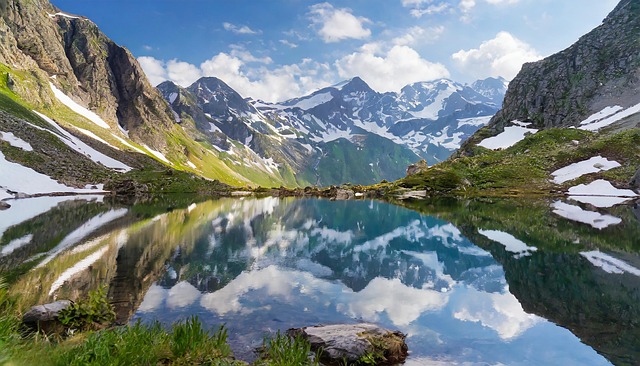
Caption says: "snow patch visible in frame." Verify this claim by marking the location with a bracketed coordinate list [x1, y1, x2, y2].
[551, 201, 621, 229]
[580, 251, 640, 276]
[0, 131, 33, 151]
[49, 82, 110, 129]
[142, 144, 172, 164]
[49, 246, 109, 295]
[477, 123, 538, 150]
[186, 161, 197, 169]
[33, 111, 131, 171]
[112, 134, 146, 154]
[0, 151, 107, 197]
[290, 92, 333, 110]
[74, 127, 119, 150]
[1, 234, 33, 257]
[568, 179, 638, 197]
[47, 12, 79, 19]
[568, 195, 631, 208]
[551, 156, 621, 184]
[36, 208, 128, 268]
[457, 116, 492, 127]
[168, 92, 178, 104]
[478, 229, 537, 258]
[579, 103, 640, 131]
[0, 196, 104, 241]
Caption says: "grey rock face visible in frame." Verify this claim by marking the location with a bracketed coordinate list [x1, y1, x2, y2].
[490, 0, 640, 131]
[0, 0, 175, 150]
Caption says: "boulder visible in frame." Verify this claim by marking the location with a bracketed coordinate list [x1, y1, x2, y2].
[406, 160, 428, 176]
[288, 323, 408, 365]
[22, 300, 72, 334]
[335, 189, 355, 200]
[0, 201, 10, 210]
[105, 179, 149, 196]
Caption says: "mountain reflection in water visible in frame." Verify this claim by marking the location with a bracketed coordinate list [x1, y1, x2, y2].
[3, 196, 640, 365]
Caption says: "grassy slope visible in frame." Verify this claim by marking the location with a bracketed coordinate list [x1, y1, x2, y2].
[0, 63, 273, 188]
[389, 127, 640, 196]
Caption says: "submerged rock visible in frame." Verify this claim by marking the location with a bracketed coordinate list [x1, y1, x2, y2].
[22, 300, 72, 334]
[288, 323, 408, 365]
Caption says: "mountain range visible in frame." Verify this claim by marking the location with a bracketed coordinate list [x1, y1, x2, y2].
[0, 0, 637, 201]
[0, 0, 506, 192]
[157, 75, 506, 186]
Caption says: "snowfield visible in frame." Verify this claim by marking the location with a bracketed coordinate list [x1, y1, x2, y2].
[0, 150, 107, 198]
[0, 131, 33, 151]
[477, 122, 538, 150]
[551, 156, 621, 184]
[0, 196, 104, 240]
[567, 179, 638, 197]
[33, 111, 132, 172]
[478, 229, 537, 258]
[580, 251, 640, 276]
[579, 103, 640, 131]
[49, 82, 110, 129]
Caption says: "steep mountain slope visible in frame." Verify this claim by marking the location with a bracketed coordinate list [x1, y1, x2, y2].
[392, 0, 639, 197]
[481, 0, 639, 133]
[0, 0, 298, 192]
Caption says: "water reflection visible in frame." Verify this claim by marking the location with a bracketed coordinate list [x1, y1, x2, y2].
[3, 195, 640, 365]
[127, 197, 619, 364]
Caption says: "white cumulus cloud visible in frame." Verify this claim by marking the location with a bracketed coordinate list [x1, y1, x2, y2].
[222, 22, 261, 35]
[392, 25, 445, 46]
[138, 53, 335, 103]
[138, 56, 167, 86]
[309, 3, 371, 43]
[335, 44, 450, 92]
[451, 31, 542, 80]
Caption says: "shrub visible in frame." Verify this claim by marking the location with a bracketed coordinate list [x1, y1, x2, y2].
[58, 286, 115, 331]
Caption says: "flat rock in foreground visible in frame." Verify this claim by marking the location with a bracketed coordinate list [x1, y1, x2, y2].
[288, 323, 408, 365]
[22, 300, 72, 334]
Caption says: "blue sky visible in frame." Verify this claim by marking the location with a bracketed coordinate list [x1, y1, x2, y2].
[51, 0, 618, 102]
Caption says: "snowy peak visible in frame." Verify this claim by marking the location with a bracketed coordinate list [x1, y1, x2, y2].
[471, 77, 508, 107]
[339, 76, 375, 94]
[398, 79, 463, 120]
[157, 80, 181, 105]
[187, 77, 256, 117]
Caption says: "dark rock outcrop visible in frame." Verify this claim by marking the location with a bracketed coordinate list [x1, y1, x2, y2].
[0, 0, 175, 150]
[486, 0, 640, 132]
[406, 159, 428, 176]
[630, 166, 640, 188]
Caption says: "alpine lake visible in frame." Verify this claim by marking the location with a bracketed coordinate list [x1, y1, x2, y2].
[1, 194, 639, 365]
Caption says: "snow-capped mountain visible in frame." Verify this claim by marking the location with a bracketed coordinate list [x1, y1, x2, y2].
[259, 76, 505, 164]
[159, 76, 506, 186]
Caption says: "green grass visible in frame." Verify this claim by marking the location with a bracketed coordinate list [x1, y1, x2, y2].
[390, 127, 640, 196]
[256, 331, 318, 366]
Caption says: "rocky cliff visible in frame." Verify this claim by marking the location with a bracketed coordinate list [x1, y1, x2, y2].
[0, 0, 174, 148]
[489, 0, 639, 131]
